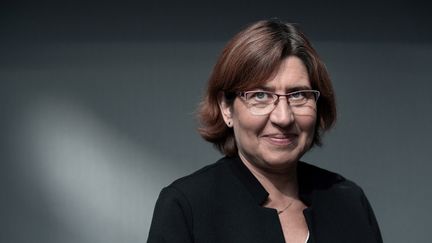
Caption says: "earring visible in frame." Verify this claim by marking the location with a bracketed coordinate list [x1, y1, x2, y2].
[227, 121, 232, 127]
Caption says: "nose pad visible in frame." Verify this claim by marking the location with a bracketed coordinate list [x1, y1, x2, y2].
[270, 97, 295, 125]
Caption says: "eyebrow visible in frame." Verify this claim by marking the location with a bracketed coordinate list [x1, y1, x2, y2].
[256, 85, 313, 93]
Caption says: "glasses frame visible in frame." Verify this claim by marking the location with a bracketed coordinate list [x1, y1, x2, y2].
[237, 89, 320, 116]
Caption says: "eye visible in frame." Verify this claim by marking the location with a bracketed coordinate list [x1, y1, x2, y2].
[249, 91, 272, 102]
[288, 91, 306, 100]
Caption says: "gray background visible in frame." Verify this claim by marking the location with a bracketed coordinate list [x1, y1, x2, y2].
[1, 1, 431, 242]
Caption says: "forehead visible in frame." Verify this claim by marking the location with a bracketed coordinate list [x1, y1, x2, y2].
[262, 56, 311, 90]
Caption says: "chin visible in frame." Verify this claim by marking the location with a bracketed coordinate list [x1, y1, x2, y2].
[261, 160, 297, 174]
[267, 144, 307, 162]
[262, 153, 300, 168]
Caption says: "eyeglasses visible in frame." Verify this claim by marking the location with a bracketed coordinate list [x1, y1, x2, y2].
[237, 90, 320, 116]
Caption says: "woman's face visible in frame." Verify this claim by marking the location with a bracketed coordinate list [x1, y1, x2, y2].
[220, 56, 317, 173]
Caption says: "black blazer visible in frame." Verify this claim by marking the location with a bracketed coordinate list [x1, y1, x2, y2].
[147, 156, 383, 243]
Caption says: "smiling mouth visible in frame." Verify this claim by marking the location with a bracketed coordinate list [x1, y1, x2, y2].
[262, 134, 298, 146]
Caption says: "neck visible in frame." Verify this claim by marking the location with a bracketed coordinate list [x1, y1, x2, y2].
[238, 153, 299, 201]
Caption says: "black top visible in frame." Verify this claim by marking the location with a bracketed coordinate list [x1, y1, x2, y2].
[147, 156, 383, 243]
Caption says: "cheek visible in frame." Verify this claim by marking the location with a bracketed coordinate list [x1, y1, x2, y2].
[297, 114, 317, 137]
[232, 102, 268, 140]
[234, 114, 266, 137]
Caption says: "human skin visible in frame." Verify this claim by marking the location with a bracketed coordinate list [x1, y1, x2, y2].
[219, 55, 317, 175]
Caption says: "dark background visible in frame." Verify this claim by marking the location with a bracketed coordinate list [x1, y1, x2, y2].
[2, 1, 432, 43]
[1, 1, 431, 242]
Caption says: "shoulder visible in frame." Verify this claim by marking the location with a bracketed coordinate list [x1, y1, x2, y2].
[298, 162, 383, 242]
[298, 161, 366, 201]
[170, 157, 232, 188]
[161, 157, 238, 202]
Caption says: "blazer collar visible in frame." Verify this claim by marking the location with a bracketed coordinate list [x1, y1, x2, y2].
[227, 156, 324, 207]
[228, 156, 269, 205]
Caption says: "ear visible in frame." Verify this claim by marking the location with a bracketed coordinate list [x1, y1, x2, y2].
[218, 92, 234, 127]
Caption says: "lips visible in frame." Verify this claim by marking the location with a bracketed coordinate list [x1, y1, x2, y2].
[262, 133, 298, 146]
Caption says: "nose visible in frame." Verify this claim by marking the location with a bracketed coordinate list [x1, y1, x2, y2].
[269, 97, 295, 127]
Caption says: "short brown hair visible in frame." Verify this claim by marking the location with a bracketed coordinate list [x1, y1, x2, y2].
[198, 19, 336, 156]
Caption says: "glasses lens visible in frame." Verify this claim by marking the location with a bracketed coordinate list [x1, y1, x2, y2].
[243, 91, 276, 115]
[241, 90, 319, 116]
[249, 104, 276, 115]
[288, 90, 319, 106]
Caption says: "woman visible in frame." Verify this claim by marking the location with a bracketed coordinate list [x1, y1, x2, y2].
[147, 19, 382, 243]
